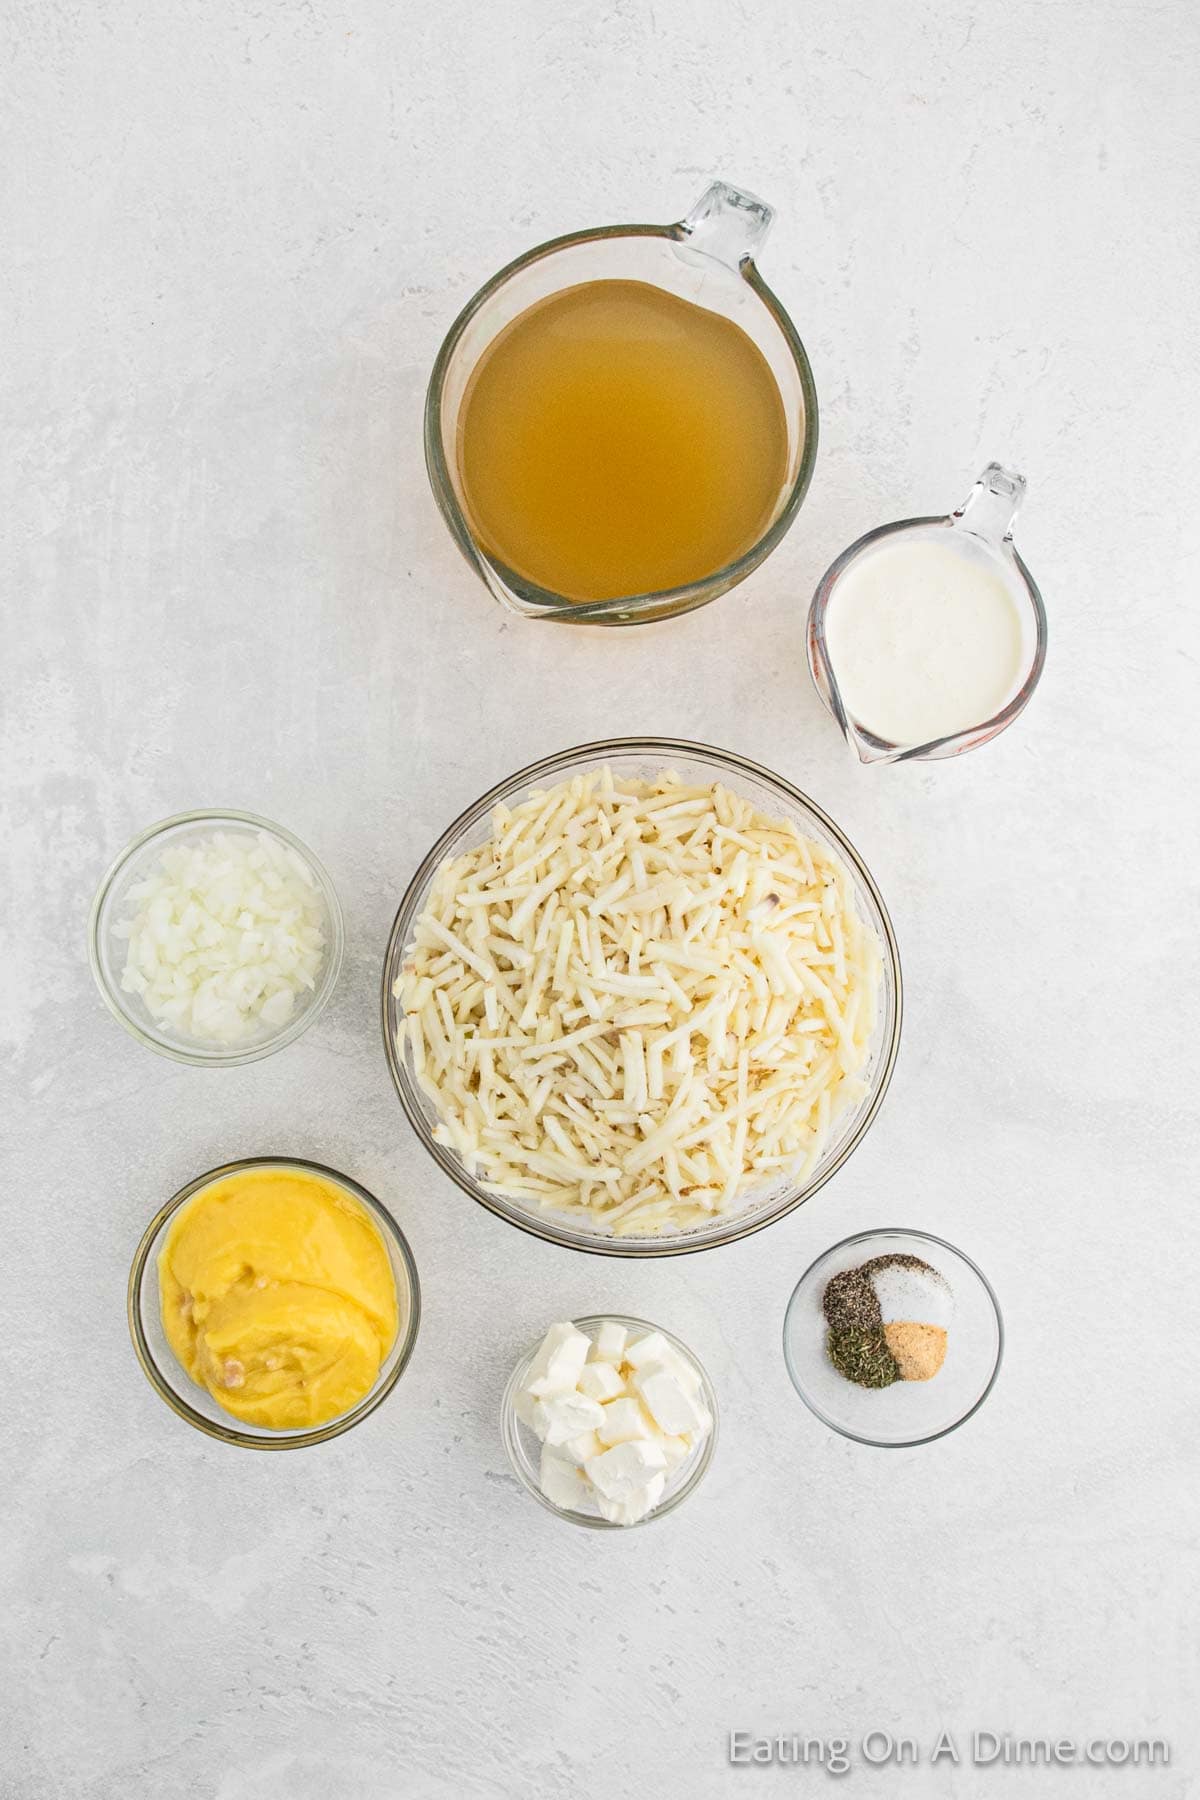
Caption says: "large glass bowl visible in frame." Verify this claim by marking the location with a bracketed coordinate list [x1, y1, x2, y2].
[381, 739, 902, 1258]
[128, 1157, 421, 1450]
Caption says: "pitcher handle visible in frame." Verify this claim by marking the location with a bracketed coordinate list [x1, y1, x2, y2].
[952, 462, 1027, 546]
[678, 180, 774, 271]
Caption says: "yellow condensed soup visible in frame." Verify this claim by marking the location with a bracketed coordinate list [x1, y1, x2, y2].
[159, 1167, 399, 1430]
[457, 279, 789, 602]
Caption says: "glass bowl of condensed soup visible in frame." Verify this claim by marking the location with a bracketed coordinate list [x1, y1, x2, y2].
[807, 463, 1047, 763]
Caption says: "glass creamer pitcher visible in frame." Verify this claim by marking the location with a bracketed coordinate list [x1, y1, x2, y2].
[807, 464, 1048, 763]
[424, 181, 818, 626]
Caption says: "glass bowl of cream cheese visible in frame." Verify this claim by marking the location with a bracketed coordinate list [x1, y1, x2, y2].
[500, 1314, 719, 1528]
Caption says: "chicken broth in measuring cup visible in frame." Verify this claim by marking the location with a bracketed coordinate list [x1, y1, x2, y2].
[455, 279, 790, 604]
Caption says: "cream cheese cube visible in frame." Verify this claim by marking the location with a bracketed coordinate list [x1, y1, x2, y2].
[631, 1336, 703, 1395]
[514, 1388, 544, 1435]
[596, 1396, 653, 1446]
[624, 1330, 671, 1370]
[539, 1390, 606, 1446]
[525, 1321, 591, 1396]
[566, 1428, 603, 1463]
[577, 1360, 626, 1403]
[631, 1363, 707, 1437]
[539, 1447, 587, 1510]
[658, 1434, 691, 1467]
[526, 1399, 556, 1442]
[589, 1320, 628, 1365]
[585, 1438, 667, 1501]
[596, 1471, 666, 1526]
[664, 1350, 704, 1395]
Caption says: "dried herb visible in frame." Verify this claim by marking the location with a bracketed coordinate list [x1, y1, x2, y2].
[826, 1326, 899, 1388]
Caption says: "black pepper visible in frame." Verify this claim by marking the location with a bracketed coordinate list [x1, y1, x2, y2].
[822, 1263, 883, 1333]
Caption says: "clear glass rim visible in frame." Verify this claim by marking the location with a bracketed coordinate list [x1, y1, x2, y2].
[782, 1227, 1004, 1447]
[808, 516, 1049, 762]
[380, 736, 904, 1258]
[423, 217, 820, 624]
[127, 1156, 422, 1450]
[499, 1314, 719, 1529]
[88, 808, 345, 1067]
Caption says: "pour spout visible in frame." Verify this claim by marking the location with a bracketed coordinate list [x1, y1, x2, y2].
[678, 180, 774, 271]
[952, 462, 1027, 546]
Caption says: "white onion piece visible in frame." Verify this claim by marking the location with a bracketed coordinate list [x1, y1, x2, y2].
[115, 830, 327, 1045]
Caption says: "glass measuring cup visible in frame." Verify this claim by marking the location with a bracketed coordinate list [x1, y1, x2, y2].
[424, 181, 818, 626]
[807, 463, 1048, 763]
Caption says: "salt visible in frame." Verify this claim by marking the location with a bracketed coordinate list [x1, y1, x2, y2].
[870, 1260, 954, 1329]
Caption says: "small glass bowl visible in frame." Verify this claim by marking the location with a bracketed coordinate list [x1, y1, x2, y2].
[381, 738, 903, 1258]
[128, 1158, 421, 1450]
[783, 1229, 1003, 1447]
[89, 808, 344, 1065]
[500, 1315, 718, 1529]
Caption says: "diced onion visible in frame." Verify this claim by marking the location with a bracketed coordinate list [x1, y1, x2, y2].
[115, 830, 327, 1045]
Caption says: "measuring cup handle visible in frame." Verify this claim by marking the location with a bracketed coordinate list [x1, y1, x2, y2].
[678, 180, 774, 270]
[951, 463, 1027, 545]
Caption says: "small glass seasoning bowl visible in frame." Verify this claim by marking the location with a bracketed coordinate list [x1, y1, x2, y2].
[128, 1158, 421, 1450]
[783, 1228, 1003, 1447]
[500, 1315, 719, 1529]
[381, 738, 903, 1259]
[807, 464, 1047, 764]
[89, 808, 344, 1066]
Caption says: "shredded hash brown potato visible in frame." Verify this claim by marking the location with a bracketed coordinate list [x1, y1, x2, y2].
[396, 768, 881, 1236]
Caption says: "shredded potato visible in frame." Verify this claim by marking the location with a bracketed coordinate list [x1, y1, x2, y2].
[395, 769, 881, 1236]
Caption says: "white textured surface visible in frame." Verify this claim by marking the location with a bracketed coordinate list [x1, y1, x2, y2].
[3, 3, 1198, 1796]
